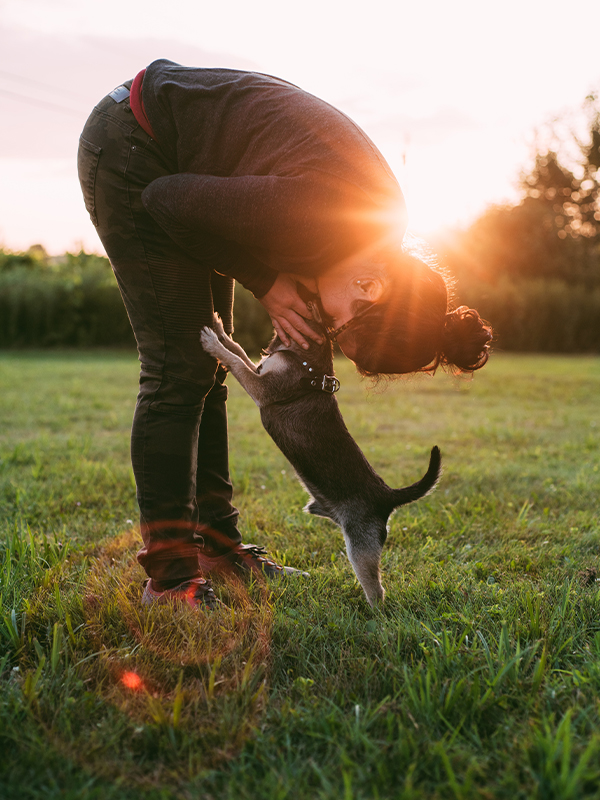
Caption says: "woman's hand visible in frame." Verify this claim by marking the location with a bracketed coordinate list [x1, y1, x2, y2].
[259, 274, 323, 349]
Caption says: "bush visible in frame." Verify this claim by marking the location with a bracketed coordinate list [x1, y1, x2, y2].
[0, 256, 135, 347]
[1, 249, 599, 354]
[461, 277, 600, 353]
[0, 250, 272, 353]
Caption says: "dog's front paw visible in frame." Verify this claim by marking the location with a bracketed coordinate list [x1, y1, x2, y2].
[200, 326, 223, 357]
[212, 313, 227, 341]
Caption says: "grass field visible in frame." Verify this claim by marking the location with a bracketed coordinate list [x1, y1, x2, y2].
[1, 350, 599, 799]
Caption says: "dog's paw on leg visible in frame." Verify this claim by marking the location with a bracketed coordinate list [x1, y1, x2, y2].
[200, 326, 224, 358]
[212, 313, 227, 341]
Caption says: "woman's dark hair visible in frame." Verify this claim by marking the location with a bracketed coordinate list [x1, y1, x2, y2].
[344, 250, 492, 377]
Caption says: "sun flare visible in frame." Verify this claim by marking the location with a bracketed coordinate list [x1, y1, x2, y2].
[121, 671, 144, 691]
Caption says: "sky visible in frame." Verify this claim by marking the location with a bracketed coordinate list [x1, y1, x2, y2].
[1, 0, 599, 254]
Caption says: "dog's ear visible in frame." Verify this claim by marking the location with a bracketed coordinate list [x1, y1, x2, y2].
[307, 300, 323, 324]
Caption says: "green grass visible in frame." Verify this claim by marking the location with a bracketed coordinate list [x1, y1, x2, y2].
[1, 350, 599, 799]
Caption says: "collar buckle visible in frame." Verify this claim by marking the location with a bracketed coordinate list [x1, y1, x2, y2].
[311, 374, 340, 393]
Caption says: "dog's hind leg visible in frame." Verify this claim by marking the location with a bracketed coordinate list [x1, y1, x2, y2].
[341, 522, 386, 607]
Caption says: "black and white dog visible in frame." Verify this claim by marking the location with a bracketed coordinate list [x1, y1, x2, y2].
[200, 311, 440, 606]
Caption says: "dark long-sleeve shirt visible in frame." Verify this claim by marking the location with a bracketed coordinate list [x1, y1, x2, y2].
[140, 60, 406, 297]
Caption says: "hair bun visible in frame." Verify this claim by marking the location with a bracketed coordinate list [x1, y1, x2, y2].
[441, 306, 492, 372]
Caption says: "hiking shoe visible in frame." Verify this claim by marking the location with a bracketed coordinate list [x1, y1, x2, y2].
[198, 543, 310, 580]
[141, 577, 224, 610]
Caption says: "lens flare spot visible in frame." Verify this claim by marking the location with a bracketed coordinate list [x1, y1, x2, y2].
[121, 671, 143, 691]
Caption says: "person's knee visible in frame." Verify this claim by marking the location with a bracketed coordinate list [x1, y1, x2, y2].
[205, 364, 229, 404]
[138, 370, 215, 417]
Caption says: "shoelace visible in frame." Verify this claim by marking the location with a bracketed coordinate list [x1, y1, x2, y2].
[175, 577, 216, 601]
[237, 544, 283, 571]
[183, 578, 222, 609]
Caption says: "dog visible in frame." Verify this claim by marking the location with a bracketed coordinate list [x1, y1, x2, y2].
[200, 309, 441, 606]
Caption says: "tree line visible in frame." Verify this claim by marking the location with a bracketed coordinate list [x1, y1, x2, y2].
[434, 93, 600, 353]
[0, 248, 272, 354]
[1, 94, 599, 354]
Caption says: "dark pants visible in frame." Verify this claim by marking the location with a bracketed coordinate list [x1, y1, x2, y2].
[77, 85, 242, 583]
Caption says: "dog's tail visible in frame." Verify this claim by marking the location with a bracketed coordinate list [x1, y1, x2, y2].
[387, 446, 441, 513]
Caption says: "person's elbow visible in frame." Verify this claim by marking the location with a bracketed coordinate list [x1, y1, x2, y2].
[141, 177, 174, 225]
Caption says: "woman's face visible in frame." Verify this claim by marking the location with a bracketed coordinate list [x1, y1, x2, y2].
[316, 265, 389, 330]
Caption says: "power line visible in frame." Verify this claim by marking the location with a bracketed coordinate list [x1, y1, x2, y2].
[0, 87, 83, 117]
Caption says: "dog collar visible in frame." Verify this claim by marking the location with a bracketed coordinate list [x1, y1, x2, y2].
[266, 356, 340, 407]
[299, 360, 340, 394]
[326, 304, 374, 342]
[326, 319, 354, 341]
